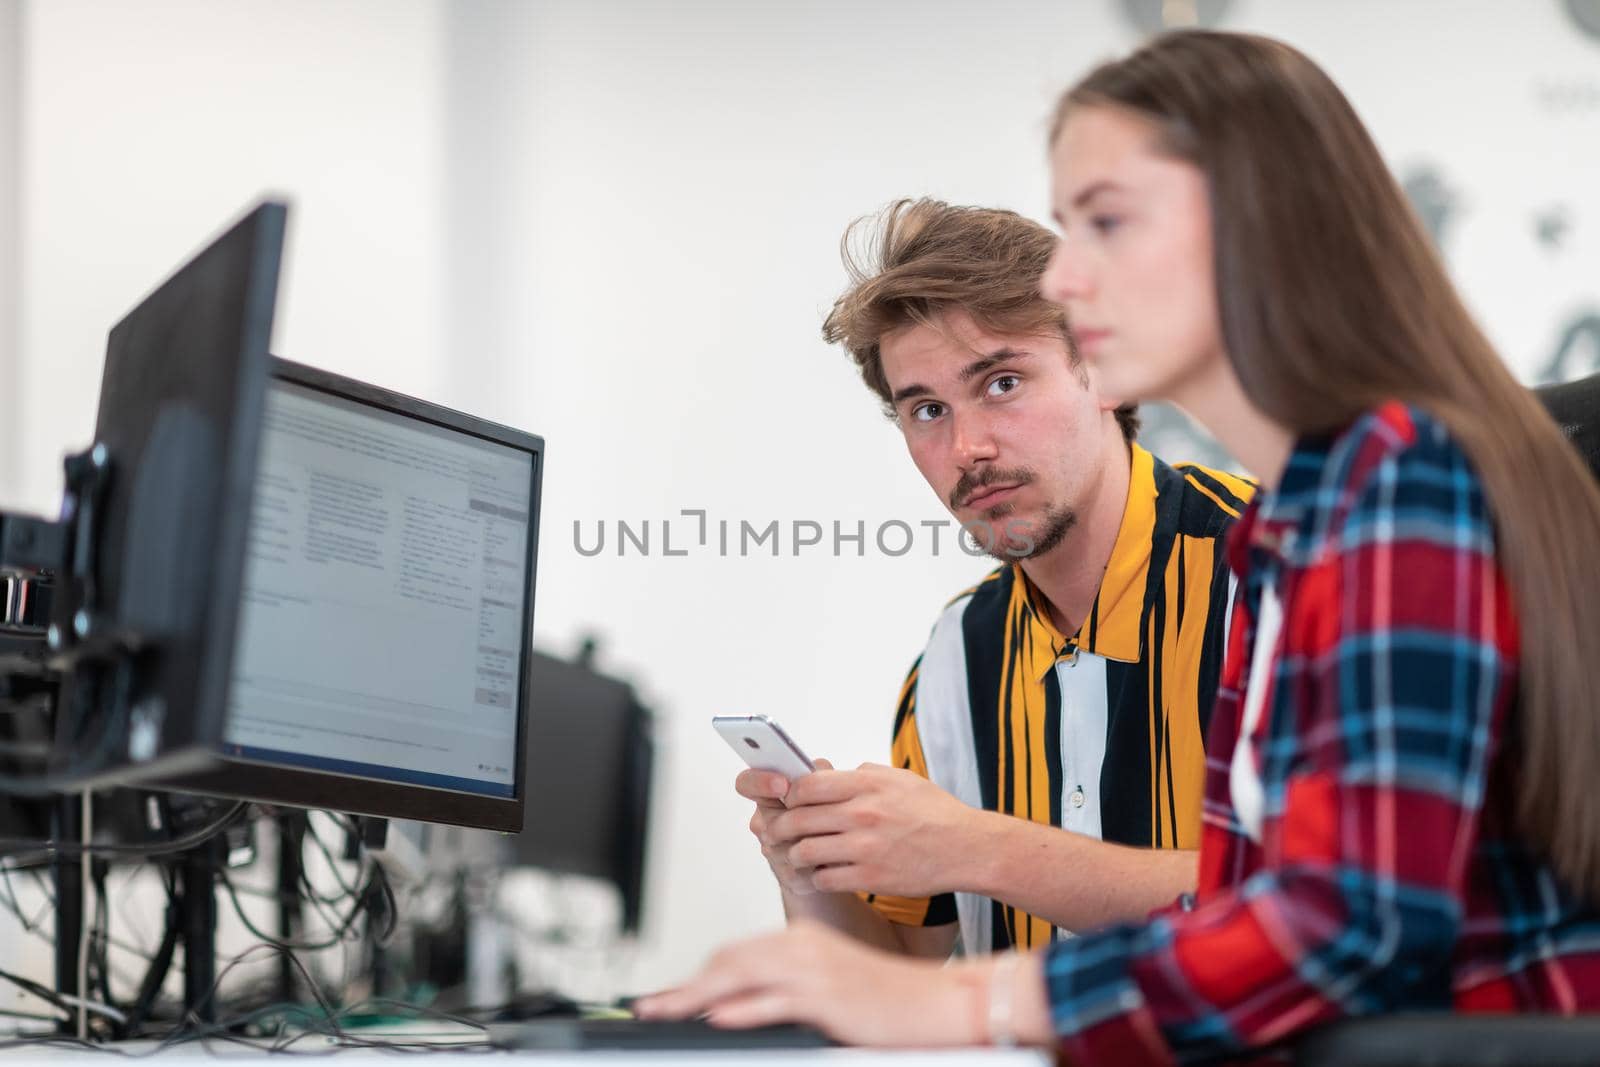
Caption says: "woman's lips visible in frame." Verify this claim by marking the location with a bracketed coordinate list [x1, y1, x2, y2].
[1074, 328, 1111, 355]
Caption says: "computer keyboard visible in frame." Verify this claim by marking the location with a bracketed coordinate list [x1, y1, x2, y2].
[487, 1017, 835, 1051]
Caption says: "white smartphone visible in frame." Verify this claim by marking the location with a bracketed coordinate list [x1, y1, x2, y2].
[712, 715, 815, 780]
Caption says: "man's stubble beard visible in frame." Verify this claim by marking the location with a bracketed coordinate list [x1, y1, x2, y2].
[978, 501, 1077, 562]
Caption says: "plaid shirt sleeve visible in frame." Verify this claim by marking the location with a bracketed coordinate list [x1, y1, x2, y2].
[1040, 414, 1520, 1065]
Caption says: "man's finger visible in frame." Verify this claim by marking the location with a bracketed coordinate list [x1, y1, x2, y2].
[785, 769, 866, 807]
[810, 863, 871, 894]
[764, 803, 855, 845]
[789, 831, 869, 871]
[734, 769, 790, 802]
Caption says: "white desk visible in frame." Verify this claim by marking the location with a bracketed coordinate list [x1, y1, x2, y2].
[6, 1047, 1050, 1064]
[0, 1023, 1052, 1063]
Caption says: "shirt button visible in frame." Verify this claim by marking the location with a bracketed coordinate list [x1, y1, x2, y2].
[1070, 787, 1085, 809]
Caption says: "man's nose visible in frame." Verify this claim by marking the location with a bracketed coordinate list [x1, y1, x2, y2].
[951, 407, 998, 467]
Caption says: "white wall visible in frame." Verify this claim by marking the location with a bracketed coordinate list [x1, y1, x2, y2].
[1233, 0, 1600, 382]
[13, 0, 451, 516]
[2, 0, 1598, 1006]
[0, 0, 18, 504]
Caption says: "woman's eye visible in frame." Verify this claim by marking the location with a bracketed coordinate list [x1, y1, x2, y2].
[987, 375, 1020, 397]
[1091, 215, 1122, 235]
[912, 401, 944, 423]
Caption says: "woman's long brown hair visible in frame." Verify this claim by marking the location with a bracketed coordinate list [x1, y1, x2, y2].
[1054, 31, 1600, 900]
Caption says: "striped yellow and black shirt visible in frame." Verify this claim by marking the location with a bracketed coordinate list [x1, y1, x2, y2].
[867, 444, 1255, 953]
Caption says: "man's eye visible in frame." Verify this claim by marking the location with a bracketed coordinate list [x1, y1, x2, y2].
[987, 375, 1020, 397]
[1091, 215, 1122, 235]
[912, 402, 944, 423]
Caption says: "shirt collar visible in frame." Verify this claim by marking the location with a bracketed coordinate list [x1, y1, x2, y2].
[1016, 442, 1158, 675]
[1226, 404, 1411, 572]
[1227, 450, 1317, 576]
[1245, 431, 1328, 557]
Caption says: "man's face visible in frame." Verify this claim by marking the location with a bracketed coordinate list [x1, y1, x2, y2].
[879, 308, 1120, 561]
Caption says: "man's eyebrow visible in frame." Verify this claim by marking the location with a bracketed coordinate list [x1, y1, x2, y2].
[890, 381, 933, 406]
[958, 348, 1033, 384]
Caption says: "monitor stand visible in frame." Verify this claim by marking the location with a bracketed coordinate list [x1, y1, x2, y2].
[178, 836, 222, 1023]
[51, 796, 84, 1033]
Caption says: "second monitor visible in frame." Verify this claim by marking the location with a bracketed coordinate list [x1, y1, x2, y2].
[164, 357, 543, 831]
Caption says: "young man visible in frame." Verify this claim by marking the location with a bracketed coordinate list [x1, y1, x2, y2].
[736, 199, 1253, 958]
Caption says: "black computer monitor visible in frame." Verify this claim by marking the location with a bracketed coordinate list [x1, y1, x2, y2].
[43, 199, 543, 833]
[48, 201, 287, 788]
[504, 651, 653, 932]
[161, 357, 543, 831]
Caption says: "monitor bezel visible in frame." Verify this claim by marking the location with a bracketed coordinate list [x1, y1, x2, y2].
[159, 357, 542, 832]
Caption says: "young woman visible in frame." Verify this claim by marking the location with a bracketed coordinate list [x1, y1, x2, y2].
[636, 31, 1600, 1062]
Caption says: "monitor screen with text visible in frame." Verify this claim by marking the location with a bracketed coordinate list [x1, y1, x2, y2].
[223, 378, 532, 798]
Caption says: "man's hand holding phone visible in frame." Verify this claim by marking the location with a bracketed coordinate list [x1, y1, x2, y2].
[716, 715, 982, 900]
[713, 715, 837, 896]
[735, 757, 835, 896]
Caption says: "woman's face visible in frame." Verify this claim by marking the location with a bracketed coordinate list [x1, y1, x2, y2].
[1040, 105, 1225, 408]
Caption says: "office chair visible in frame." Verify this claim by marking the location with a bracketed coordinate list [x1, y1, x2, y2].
[1291, 373, 1600, 1065]
[1537, 372, 1600, 477]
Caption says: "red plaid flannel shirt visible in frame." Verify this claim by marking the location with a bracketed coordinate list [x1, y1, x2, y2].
[1041, 403, 1600, 1065]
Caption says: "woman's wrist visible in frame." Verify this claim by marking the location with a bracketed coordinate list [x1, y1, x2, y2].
[952, 951, 1055, 1048]
[1010, 951, 1056, 1046]
[987, 951, 1022, 1046]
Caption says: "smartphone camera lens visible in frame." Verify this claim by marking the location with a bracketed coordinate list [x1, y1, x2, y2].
[743, 737, 761, 750]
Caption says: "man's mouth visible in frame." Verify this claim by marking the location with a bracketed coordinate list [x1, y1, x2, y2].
[963, 483, 1022, 510]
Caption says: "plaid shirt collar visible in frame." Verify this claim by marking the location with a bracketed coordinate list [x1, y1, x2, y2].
[1225, 401, 1415, 577]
